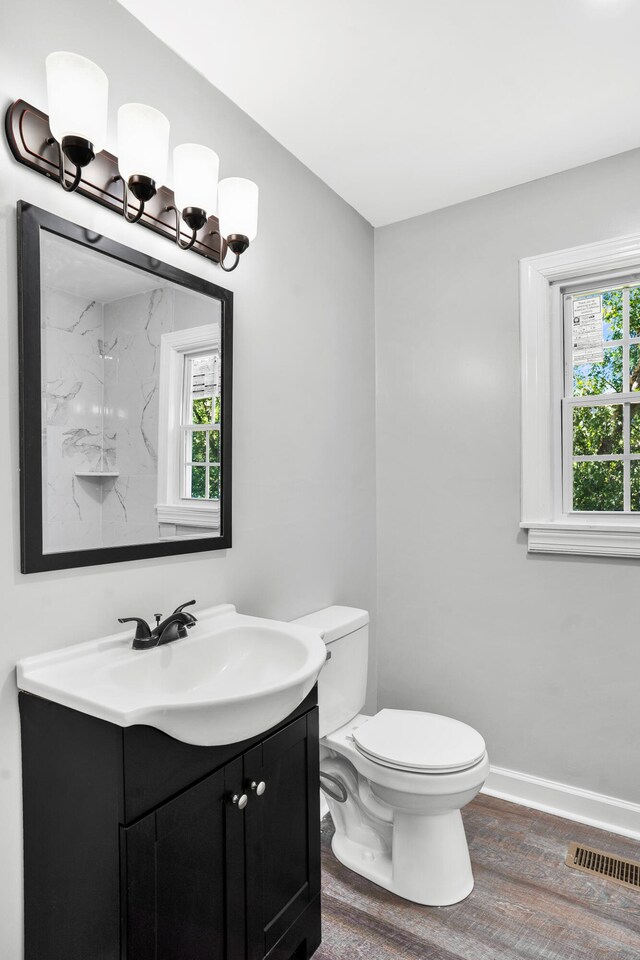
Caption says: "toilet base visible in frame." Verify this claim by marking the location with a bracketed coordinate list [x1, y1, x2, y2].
[331, 809, 474, 906]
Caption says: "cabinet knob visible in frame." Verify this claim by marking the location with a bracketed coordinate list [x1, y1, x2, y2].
[250, 780, 266, 796]
[231, 793, 248, 810]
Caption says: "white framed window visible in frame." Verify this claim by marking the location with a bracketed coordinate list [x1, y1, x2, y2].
[181, 353, 221, 502]
[156, 325, 221, 530]
[521, 232, 640, 557]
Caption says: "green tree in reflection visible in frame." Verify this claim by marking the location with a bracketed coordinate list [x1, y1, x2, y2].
[189, 397, 220, 499]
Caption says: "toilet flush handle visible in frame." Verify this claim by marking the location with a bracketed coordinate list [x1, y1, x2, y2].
[319, 771, 347, 803]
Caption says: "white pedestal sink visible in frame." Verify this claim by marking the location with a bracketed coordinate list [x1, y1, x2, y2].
[16, 603, 327, 745]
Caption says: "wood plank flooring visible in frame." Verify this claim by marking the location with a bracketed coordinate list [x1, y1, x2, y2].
[315, 794, 640, 960]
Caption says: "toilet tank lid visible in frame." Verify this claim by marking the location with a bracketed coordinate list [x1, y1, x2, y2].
[292, 606, 369, 645]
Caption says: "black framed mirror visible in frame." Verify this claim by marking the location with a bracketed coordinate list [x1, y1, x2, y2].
[17, 201, 233, 573]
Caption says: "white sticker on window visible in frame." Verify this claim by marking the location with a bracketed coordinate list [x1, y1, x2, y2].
[573, 295, 603, 363]
[573, 295, 602, 318]
[191, 353, 220, 398]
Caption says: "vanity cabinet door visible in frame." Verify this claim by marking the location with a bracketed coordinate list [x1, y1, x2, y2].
[121, 757, 246, 960]
[244, 710, 321, 960]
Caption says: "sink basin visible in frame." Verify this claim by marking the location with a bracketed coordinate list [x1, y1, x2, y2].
[16, 603, 327, 745]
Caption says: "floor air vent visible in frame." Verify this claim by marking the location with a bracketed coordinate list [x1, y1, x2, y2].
[566, 842, 640, 891]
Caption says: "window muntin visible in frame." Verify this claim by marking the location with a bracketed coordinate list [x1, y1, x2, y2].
[181, 351, 221, 502]
[563, 284, 640, 513]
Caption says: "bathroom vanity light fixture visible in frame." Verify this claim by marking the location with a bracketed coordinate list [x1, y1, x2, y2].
[5, 52, 259, 271]
[116, 102, 170, 223]
[171, 143, 219, 244]
[45, 52, 108, 191]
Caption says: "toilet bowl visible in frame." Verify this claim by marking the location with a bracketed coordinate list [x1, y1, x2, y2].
[322, 711, 489, 905]
[294, 606, 489, 906]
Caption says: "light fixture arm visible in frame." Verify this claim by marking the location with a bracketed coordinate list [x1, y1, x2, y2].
[47, 137, 82, 193]
[114, 175, 146, 224]
[209, 229, 241, 273]
[166, 204, 200, 251]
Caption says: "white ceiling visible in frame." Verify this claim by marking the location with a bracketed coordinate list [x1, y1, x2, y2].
[117, 0, 640, 227]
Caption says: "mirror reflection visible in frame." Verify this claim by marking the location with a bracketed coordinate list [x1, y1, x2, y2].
[40, 232, 223, 553]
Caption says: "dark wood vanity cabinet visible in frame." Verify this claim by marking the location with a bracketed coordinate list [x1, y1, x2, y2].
[19, 688, 321, 960]
[243, 713, 320, 960]
[121, 759, 245, 960]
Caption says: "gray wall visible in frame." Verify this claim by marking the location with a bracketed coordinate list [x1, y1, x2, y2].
[375, 149, 640, 805]
[0, 1, 375, 953]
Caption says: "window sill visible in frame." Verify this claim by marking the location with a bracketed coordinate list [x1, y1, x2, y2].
[158, 532, 214, 542]
[157, 502, 220, 529]
[522, 521, 640, 557]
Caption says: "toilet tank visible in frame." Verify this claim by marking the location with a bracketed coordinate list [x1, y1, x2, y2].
[292, 606, 369, 737]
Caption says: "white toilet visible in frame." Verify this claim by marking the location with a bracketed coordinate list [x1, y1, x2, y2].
[294, 605, 489, 906]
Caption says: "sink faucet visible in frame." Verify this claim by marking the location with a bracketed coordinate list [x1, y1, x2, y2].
[118, 600, 198, 650]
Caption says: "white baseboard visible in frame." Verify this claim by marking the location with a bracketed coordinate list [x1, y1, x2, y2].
[482, 765, 640, 842]
[320, 765, 640, 840]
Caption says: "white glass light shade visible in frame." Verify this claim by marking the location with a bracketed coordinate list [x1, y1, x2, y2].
[218, 178, 259, 242]
[46, 52, 108, 151]
[173, 144, 219, 216]
[117, 104, 169, 186]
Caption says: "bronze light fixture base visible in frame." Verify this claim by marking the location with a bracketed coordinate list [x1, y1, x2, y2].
[227, 234, 250, 256]
[128, 174, 156, 204]
[61, 135, 95, 169]
[183, 206, 208, 232]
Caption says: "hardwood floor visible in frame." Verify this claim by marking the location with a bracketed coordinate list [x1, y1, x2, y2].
[315, 794, 640, 960]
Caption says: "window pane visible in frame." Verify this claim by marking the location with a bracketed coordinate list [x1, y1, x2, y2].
[630, 405, 640, 453]
[572, 405, 623, 456]
[572, 461, 624, 511]
[573, 347, 623, 396]
[192, 397, 213, 424]
[190, 465, 206, 499]
[630, 345, 640, 392]
[214, 395, 221, 424]
[209, 465, 220, 500]
[602, 289, 623, 341]
[209, 430, 220, 462]
[631, 462, 640, 511]
[191, 431, 207, 462]
[631, 287, 640, 339]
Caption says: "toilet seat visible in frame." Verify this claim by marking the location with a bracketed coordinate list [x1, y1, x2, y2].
[352, 709, 486, 774]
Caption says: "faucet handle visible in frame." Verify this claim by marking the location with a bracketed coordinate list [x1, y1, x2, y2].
[118, 617, 151, 640]
[172, 600, 197, 618]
